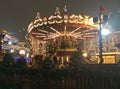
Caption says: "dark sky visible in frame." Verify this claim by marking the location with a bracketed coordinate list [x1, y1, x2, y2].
[0, 0, 120, 41]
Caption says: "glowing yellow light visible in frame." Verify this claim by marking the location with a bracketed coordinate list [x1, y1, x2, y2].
[83, 52, 88, 57]
[19, 49, 26, 56]
[2, 29, 7, 33]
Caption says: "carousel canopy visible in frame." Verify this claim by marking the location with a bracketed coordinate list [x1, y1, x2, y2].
[27, 7, 99, 41]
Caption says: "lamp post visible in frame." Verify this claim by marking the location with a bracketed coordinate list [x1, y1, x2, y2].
[99, 12, 110, 64]
[99, 26, 103, 64]
[99, 12, 103, 64]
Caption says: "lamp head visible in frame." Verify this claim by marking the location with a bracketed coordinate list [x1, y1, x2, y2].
[101, 28, 110, 36]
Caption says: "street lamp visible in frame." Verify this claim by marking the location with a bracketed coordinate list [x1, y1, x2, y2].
[99, 27, 110, 64]
[99, 14, 110, 64]
[99, 30, 103, 64]
[101, 28, 110, 36]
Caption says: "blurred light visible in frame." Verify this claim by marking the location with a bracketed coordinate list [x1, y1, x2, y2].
[66, 57, 69, 62]
[19, 49, 25, 56]
[31, 55, 34, 58]
[101, 28, 110, 36]
[26, 53, 30, 58]
[8, 41, 12, 45]
[10, 49, 15, 53]
[2, 29, 7, 34]
[83, 52, 88, 57]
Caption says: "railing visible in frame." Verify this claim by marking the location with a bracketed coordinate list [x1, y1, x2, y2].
[0, 64, 120, 89]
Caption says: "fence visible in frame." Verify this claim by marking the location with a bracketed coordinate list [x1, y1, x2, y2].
[0, 64, 120, 89]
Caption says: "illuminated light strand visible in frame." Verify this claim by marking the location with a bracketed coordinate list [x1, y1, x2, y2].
[69, 14, 84, 24]
[43, 34, 59, 40]
[76, 38, 86, 40]
[33, 30, 56, 38]
[74, 32, 81, 35]
[48, 15, 56, 24]
[49, 32, 56, 35]
[48, 20, 56, 24]
[69, 27, 81, 35]
[64, 25, 67, 35]
[84, 32, 98, 35]
[64, 14, 68, 23]
[48, 15, 54, 20]
[34, 22, 43, 26]
[34, 18, 42, 24]
[82, 30, 91, 33]
[56, 15, 62, 19]
[28, 26, 34, 33]
[78, 15, 84, 19]
[36, 35, 47, 38]
[74, 35, 82, 38]
[28, 22, 34, 33]
[34, 23, 43, 27]
[83, 35, 95, 37]
[43, 37, 52, 40]
[69, 14, 75, 18]
[50, 27, 61, 35]
[38, 30, 49, 33]
[74, 34, 83, 38]
[56, 20, 63, 23]
[32, 33, 46, 35]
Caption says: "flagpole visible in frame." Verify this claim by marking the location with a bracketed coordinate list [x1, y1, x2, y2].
[99, 7, 103, 64]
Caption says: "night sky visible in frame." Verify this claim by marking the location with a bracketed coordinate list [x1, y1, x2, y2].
[0, 0, 119, 41]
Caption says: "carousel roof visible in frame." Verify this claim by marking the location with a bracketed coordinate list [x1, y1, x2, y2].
[27, 7, 99, 41]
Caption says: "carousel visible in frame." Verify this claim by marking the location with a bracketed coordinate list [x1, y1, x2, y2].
[26, 7, 99, 67]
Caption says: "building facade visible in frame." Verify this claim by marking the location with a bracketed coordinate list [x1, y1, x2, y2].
[86, 30, 120, 64]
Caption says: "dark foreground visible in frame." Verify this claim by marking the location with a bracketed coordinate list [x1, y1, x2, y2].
[1, 64, 120, 89]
